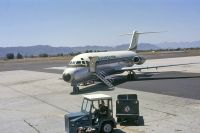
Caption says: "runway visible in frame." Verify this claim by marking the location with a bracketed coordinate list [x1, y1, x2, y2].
[0, 56, 200, 133]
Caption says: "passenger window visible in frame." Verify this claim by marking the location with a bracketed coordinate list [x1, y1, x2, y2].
[76, 61, 81, 64]
[82, 61, 85, 64]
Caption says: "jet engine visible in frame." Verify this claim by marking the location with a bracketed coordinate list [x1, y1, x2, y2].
[133, 56, 146, 65]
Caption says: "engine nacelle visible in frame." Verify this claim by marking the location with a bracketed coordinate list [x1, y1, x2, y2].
[133, 56, 146, 65]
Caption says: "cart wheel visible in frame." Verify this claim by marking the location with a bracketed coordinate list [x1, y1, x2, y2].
[101, 122, 113, 133]
[117, 117, 121, 123]
[135, 119, 139, 126]
[139, 116, 144, 126]
[135, 116, 144, 126]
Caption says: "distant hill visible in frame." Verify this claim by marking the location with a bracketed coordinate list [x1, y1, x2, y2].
[155, 41, 200, 49]
[0, 45, 72, 57]
[111, 43, 160, 51]
[71, 45, 112, 53]
[0, 43, 160, 57]
[138, 43, 160, 50]
[0, 41, 199, 57]
[71, 43, 160, 52]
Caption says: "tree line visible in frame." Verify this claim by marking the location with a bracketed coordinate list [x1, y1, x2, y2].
[4, 48, 199, 60]
[6, 53, 23, 59]
[4, 50, 107, 60]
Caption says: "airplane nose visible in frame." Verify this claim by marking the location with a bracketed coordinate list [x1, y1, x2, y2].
[62, 73, 71, 82]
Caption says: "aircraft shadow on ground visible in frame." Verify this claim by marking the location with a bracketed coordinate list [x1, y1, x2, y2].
[77, 71, 200, 94]
[78, 83, 112, 94]
[113, 129, 126, 133]
[113, 71, 200, 83]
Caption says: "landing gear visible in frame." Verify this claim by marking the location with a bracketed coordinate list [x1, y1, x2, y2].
[127, 71, 136, 80]
[71, 80, 79, 94]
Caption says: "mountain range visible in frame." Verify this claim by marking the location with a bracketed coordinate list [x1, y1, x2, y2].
[156, 41, 200, 49]
[0, 41, 199, 57]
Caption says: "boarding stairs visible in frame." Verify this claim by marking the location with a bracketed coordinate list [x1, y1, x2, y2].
[96, 70, 115, 89]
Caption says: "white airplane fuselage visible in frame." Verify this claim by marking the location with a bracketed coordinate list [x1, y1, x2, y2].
[62, 51, 143, 84]
[61, 30, 197, 94]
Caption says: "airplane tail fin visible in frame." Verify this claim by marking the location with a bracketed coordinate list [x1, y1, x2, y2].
[129, 31, 139, 51]
[121, 31, 165, 52]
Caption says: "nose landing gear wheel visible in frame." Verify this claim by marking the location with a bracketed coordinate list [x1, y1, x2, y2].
[72, 86, 79, 94]
[71, 80, 79, 94]
[127, 71, 136, 80]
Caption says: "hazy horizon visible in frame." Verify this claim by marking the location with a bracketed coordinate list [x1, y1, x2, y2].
[0, 40, 200, 48]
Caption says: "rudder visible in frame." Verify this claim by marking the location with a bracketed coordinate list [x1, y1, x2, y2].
[128, 31, 139, 51]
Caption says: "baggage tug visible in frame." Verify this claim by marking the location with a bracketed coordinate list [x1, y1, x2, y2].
[65, 94, 141, 133]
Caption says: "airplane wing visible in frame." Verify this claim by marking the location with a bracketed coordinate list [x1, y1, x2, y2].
[118, 62, 200, 71]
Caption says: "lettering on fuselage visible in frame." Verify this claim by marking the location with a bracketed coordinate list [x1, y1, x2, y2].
[97, 56, 116, 61]
[95, 55, 133, 65]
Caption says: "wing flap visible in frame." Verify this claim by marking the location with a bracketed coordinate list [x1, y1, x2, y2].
[119, 62, 200, 71]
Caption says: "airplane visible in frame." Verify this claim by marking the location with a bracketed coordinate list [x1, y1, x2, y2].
[62, 31, 199, 94]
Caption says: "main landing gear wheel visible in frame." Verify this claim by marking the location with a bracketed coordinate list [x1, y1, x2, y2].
[127, 71, 136, 80]
[101, 122, 113, 133]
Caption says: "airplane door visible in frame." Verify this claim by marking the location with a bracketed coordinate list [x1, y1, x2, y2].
[89, 57, 98, 73]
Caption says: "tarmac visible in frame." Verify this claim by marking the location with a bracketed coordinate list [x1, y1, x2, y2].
[0, 56, 200, 133]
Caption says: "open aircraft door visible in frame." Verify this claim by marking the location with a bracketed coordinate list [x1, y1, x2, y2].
[88, 57, 98, 73]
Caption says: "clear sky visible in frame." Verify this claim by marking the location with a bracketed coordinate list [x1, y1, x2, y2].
[0, 0, 200, 47]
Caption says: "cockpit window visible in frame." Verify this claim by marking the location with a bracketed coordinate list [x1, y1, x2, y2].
[82, 61, 85, 64]
[68, 59, 89, 67]
[69, 61, 74, 64]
